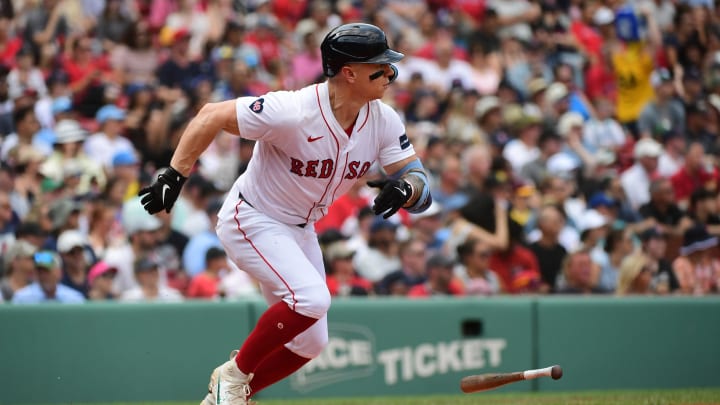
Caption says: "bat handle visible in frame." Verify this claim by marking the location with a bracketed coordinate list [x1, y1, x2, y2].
[522, 366, 553, 380]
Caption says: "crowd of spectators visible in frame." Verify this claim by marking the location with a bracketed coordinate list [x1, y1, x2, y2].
[2, 0, 720, 304]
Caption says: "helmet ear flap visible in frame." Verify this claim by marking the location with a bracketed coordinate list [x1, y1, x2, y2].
[388, 64, 399, 83]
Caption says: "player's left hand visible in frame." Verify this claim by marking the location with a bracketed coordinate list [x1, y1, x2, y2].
[367, 178, 412, 219]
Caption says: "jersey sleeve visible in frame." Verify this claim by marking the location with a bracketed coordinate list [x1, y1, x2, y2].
[376, 103, 416, 167]
[235, 91, 299, 143]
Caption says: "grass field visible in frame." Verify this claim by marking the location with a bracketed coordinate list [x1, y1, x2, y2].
[39, 389, 720, 405]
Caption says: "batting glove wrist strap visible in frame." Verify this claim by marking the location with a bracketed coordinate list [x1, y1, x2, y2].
[138, 166, 187, 214]
[367, 178, 413, 219]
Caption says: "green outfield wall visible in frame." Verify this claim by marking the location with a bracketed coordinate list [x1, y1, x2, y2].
[535, 296, 720, 392]
[0, 297, 719, 404]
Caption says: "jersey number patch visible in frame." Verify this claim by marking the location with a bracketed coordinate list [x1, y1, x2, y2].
[249, 98, 265, 113]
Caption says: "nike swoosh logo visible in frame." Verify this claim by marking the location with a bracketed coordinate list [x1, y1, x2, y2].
[307, 136, 323, 142]
[396, 186, 407, 198]
[161, 184, 170, 205]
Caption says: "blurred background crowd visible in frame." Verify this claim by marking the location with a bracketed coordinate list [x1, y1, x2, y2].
[2, 0, 720, 304]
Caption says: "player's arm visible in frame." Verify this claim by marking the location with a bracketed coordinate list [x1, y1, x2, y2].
[139, 100, 240, 214]
[368, 154, 432, 219]
[171, 100, 240, 176]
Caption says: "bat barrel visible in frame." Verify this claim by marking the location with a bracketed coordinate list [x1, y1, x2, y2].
[460, 372, 524, 393]
[460, 366, 562, 393]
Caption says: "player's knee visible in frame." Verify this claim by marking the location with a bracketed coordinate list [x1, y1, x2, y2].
[287, 321, 328, 359]
[305, 328, 329, 358]
[293, 283, 331, 319]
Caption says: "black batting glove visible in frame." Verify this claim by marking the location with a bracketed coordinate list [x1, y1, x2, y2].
[138, 166, 187, 214]
[367, 178, 412, 219]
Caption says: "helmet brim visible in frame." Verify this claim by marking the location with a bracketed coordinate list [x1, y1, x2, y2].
[363, 49, 404, 65]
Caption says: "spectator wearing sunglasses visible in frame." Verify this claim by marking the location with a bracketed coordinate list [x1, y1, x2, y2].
[11, 250, 85, 304]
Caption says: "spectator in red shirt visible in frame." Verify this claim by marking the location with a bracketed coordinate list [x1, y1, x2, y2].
[324, 241, 372, 297]
[408, 253, 464, 297]
[670, 142, 719, 209]
[487, 220, 542, 293]
[244, 17, 281, 70]
[186, 247, 226, 299]
[62, 35, 112, 118]
[0, 17, 22, 68]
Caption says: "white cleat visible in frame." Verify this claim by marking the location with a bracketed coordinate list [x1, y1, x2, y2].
[199, 367, 218, 405]
[202, 350, 254, 405]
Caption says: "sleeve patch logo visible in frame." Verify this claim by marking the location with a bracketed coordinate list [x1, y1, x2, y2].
[399, 133, 410, 150]
[249, 98, 265, 113]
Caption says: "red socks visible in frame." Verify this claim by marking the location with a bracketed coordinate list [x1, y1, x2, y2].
[249, 346, 311, 394]
[235, 301, 318, 374]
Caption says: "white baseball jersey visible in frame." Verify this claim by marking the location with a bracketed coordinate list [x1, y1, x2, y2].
[232, 82, 415, 225]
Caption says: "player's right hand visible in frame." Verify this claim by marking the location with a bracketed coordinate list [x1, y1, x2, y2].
[138, 166, 187, 214]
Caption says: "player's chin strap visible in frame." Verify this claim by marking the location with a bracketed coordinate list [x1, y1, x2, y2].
[368, 64, 399, 83]
[390, 158, 432, 213]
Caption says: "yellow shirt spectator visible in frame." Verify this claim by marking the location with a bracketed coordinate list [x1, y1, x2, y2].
[612, 42, 655, 124]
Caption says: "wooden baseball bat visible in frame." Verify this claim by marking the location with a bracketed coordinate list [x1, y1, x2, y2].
[460, 365, 563, 393]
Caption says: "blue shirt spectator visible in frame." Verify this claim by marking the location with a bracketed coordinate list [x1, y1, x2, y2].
[183, 231, 222, 277]
[11, 251, 85, 304]
[12, 282, 85, 304]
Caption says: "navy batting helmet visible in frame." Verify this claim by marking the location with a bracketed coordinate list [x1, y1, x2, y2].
[321, 23, 404, 78]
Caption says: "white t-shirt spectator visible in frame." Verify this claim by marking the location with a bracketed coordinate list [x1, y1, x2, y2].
[503, 139, 540, 174]
[119, 286, 184, 303]
[620, 163, 653, 210]
[583, 119, 626, 152]
[84, 132, 135, 170]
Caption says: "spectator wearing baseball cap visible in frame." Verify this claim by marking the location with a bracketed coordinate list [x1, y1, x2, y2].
[87, 261, 118, 300]
[620, 138, 663, 210]
[577, 208, 610, 257]
[47, 197, 84, 234]
[119, 256, 183, 303]
[57, 229, 92, 297]
[11, 250, 85, 304]
[474, 95, 502, 142]
[638, 67, 685, 140]
[502, 104, 543, 174]
[0, 239, 36, 301]
[672, 225, 720, 295]
[111, 150, 141, 202]
[84, 104, 134, 170]
[407, 253, 464, 297]
[325, 241, 372, 297]
[40, 119, 106, 197]
[588, 192, 621, 228]
[103, 196, 164, 295]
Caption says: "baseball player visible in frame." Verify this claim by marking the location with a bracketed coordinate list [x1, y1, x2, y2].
[139, 23, 432, 404]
